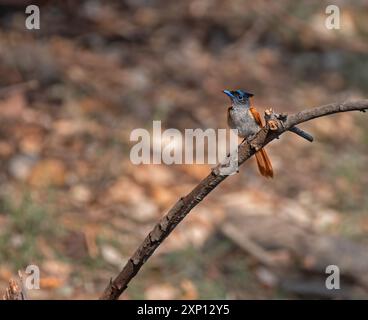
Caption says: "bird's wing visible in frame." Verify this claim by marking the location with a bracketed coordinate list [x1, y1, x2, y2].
[249, 107, 264, 127]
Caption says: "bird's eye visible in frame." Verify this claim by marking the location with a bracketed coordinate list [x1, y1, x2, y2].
[238, 95, 244, 101]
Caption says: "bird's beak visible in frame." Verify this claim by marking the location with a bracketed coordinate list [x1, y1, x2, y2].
[223, 90, 234, 99]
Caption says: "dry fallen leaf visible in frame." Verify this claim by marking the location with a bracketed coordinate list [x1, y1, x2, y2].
[0, 266, 13, 282]
[0, 92, 26, 119]
[40, 277, 64, 290]
[180, 279, 198, 299]
[28, 159, 66, 187]
[71, 184, 92, 203]
[0, 141, 14, 157]
[101, 245, 126, 267]
[150, 185, 176, 208]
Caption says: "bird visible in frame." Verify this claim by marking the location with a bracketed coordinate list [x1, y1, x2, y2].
[224, 89, 274, 178]
[224, 89, 313, 178]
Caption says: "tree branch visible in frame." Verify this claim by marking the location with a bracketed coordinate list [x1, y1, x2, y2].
[100, 99, 368, 300]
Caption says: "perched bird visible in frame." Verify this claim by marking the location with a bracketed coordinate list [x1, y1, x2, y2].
[224, 89, 313, 178]
[224, 89, 274, 178]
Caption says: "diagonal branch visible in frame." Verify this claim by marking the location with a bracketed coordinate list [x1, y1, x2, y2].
[100, 99, 368, 300]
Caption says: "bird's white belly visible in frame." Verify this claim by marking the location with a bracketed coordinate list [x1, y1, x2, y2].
[228, 108, 260, 138]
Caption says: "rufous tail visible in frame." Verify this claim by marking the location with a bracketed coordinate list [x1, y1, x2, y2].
[255, 148, 273, 178]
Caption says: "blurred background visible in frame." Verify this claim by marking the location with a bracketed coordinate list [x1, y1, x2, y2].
[0, 0, 367, 299]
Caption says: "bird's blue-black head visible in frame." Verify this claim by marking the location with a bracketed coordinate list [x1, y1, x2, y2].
[223, 89, 254, 105]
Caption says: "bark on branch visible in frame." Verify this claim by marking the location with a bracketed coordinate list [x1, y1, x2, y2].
[100, 99, 368, 300]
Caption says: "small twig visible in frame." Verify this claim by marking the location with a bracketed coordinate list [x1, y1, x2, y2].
[100, 99, 368, 300]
